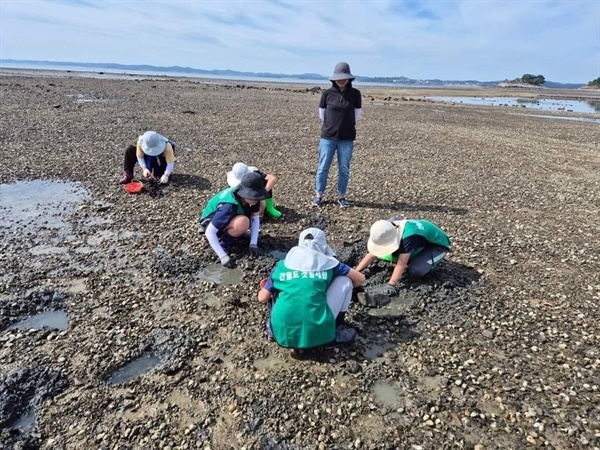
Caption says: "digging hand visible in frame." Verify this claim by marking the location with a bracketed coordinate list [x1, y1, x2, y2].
[375, 283, 398, 297]
[249, 244, 267, 257]
[220, 255, 235, 269]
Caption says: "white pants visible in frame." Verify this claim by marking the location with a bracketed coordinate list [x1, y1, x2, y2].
[326, 276, 353, 318]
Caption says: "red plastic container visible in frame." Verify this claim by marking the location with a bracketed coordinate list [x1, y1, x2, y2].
[123, 180, 143, 194]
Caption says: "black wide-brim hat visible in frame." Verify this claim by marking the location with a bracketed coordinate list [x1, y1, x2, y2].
[237, 172, 268, 201]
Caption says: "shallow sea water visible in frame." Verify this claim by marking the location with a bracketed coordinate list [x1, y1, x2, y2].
[427, 96, 599, 114]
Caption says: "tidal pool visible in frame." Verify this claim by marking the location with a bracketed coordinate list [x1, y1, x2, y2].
[10, 310, 69, 330]
[253, 357, 292, 371]
[371, 382, 406, 409]
[427, 96, 599, 114]
[106, 352, 164, 385]
[363, 341, 395, 360]
[11, 408, 37, 433]
[0, 180, 89, 231]
[367, 293, 416, 317]
[525, 114, 600, 124]
[193, 264, 242, 285]
[269, 249, 288, 260]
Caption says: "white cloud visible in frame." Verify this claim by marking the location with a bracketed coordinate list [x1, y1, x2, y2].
[0, 0, 597, 82]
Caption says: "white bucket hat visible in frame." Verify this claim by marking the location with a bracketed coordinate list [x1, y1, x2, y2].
[227, 162, 249, 187]
[139, 131, 168, 157]
[284, 227, 339, 272]
[367, 220, 406, 257]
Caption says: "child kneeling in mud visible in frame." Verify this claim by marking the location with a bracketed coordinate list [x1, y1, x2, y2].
[200, 172, 269, 268]
[356, 217, 451, 300]
[258, 228, 365, 349]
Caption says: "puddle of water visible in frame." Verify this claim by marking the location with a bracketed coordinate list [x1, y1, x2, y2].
[363, 342, 395, 360]
[29, 245, 69, 256]
[68, 93, 113, 104]
[74, 246, 99, 254]
[11, 407, 37, 433]
[427, 96, 600, 114]
[201, 292, 221, 307]
[371, 382, 406, 409]
[0, 180, 89, 230]
[253, 357, 292, 371]
[525, 114, 600, 124]
[10, 310, 69, 330]
[83, 216, 114, 227]
[367, 293, 416, 317]
[107, 352, 164, 386]
[193, 264, 242, 285]
[66, 278, 87, 294]
[269, 249, 288, 260]
[87, 230, 142, 245]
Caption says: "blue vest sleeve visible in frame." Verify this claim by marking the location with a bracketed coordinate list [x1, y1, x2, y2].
[399, 235, 429, 254]
[333, 262, 351, 277]
[264, 267, 277, 294]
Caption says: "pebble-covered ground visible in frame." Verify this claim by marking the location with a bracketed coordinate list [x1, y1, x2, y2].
[1, 70, 599, 450]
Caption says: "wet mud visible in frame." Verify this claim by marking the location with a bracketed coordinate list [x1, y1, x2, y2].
[0, 366, 68, 449]
[0, 74, 598, 449]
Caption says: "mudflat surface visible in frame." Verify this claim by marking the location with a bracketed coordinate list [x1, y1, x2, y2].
[1, 71, 599, 449]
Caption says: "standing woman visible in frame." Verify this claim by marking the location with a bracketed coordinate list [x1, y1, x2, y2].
[313, 62, 362, 208]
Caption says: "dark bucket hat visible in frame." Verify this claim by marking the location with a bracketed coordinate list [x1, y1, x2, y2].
[237, 172, 268, 201]
[329, 62, 355, 81]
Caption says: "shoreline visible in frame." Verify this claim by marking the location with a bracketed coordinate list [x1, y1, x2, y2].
[2, 67, 598, 105]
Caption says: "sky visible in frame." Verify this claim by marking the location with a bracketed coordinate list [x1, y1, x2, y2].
[0, 0, 598, 83]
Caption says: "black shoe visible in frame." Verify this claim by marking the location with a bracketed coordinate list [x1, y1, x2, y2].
[324, 325, 357, 347]
[338, 198, 350, 208]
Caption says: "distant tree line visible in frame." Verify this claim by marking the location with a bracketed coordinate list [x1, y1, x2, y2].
[518, 73, 546, 86]
[587, 77, 600, 88]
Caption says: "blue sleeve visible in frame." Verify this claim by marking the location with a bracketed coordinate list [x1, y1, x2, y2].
[264, 267, 277, 294]
[210, 203, 237, 232]
[399, 235, 429, 254]
[333, 262, 351, 277]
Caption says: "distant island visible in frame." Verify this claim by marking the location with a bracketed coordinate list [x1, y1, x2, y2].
[0, 59, 586, 89]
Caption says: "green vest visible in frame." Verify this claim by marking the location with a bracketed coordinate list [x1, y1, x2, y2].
[200, 187, 246, 220]
[380, 220, 450, 263]
[270, 261, 336, 349]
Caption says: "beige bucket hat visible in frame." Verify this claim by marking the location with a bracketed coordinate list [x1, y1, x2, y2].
[367, 220, 406, 257]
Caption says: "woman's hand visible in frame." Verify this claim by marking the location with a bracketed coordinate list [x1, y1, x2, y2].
[143, 168, 153, 179]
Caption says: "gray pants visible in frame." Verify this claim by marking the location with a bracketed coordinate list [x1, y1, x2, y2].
[326, 276, 353, 317]
[408, 246, 447, 278]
